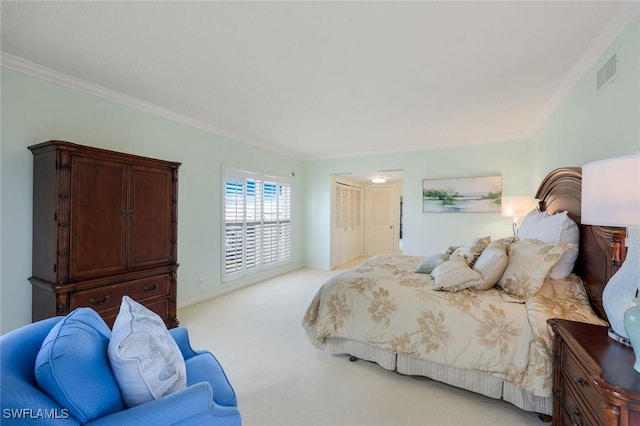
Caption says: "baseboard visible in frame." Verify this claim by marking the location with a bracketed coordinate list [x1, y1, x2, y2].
[178, 264, 303, 309]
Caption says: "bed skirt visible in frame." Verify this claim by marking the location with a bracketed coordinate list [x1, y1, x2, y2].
[323, 337, 552, 416]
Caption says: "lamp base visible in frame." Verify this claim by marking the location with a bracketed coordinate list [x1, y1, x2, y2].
[608, 328, 633, 347]
[602, 226, 639, 341]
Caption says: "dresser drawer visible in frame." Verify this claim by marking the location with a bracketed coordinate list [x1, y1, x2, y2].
[561, 345, 605, 425]
[101, 297, 170, 328]
[562, 381, 599, 426]
[70, 274, 170, 312]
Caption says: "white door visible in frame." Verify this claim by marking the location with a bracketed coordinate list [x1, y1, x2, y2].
[366, 185, 396, 256]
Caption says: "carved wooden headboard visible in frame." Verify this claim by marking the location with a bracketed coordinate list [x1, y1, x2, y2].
[535, 167, 626, 321]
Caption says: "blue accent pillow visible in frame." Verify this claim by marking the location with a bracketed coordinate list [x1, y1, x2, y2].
[34, 308, 125, 423]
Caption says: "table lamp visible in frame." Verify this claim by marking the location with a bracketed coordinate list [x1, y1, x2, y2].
[501, 195, 534, 236]
[582, 153, 640, 347]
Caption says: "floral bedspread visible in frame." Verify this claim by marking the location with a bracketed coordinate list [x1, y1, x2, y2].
[302, 254, 606, 397]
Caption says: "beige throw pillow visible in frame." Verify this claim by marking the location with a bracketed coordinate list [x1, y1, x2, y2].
[432, 258, 483, 292]
[448, 236, 490, 268]
[497, 239, 573, 303]
[472, 238, 512, 291]
[517, 210, 580, 280]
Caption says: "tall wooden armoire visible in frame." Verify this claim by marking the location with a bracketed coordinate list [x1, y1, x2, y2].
[29, 141, 180, 328]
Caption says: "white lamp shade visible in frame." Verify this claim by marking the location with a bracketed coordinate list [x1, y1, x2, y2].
[582, 154, 640, 227]
[501, 196, 534, 218]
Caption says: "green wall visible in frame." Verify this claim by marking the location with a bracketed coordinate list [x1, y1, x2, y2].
[303, 15, 640, 269]
[303, 138, 536, 270]
[531, 16, 640, 183]
[2, 16, 638, 333]
[0, 69, 305, 333]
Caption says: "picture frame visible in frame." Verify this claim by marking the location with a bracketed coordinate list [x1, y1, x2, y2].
[422, 175, 502, 213]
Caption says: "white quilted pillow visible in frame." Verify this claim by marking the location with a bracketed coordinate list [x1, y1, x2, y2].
[108, 296, 187, 407]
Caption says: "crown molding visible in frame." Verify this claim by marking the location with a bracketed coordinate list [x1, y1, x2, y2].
[3, 5, 637, 162]
[0, 52, 302, 160]
[529, 3, 640, 136]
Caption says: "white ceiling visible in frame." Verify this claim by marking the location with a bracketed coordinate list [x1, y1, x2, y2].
[2, 1, 638, 160]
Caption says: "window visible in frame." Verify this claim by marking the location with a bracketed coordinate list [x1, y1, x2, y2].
[223, 166, 291, 281]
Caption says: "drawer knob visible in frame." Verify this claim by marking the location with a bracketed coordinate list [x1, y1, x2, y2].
[89, 295, 111, 306]
[572, 377, 586, 387]
[143, 283, 159, 292]
[571, 407, 584, 426]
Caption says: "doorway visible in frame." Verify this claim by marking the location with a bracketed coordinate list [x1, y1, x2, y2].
[331, 172, 403, 269]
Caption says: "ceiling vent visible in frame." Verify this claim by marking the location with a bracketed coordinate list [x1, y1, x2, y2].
[597, 52, 618, 91]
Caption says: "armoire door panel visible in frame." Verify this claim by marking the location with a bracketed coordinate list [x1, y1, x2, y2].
[71, 156, 128, 278]
[128, 166, 173, 268]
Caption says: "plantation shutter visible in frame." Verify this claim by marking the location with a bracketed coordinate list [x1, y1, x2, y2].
[223, 167, 291, 281]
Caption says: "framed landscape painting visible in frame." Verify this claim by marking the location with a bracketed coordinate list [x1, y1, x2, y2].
[422, 175, 502, 213]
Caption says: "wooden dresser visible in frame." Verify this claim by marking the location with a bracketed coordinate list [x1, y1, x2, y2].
[29, 141, 180, 328]
[548, 318, 640, 425]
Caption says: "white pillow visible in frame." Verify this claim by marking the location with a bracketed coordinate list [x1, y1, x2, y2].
[108, 296, 187, 407]
[518, 210, 579, 280]
[517, 209, 548, 239]
[549, 214, 579, 279]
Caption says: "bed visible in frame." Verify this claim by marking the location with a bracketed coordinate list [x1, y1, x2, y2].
[302, 167, 627, 416]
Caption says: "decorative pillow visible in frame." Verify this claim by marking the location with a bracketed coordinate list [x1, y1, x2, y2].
[491, 236, 517, 249]
[34, 308, 125, 423]
[497, 239, 574, 303]
[445, 245, 461, 256]
[448, 236, 491, 267]
[518, 210, 579, 280]
[415, 253, 448, 274]
[431, 258, 483, 292]
[108, 296, 187, 407]
[472, 239, 511, 291]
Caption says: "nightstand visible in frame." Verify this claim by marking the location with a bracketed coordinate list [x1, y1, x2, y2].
[548, 318, 640, 426]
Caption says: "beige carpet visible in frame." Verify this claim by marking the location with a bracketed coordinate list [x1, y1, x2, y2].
[178, 263, 546, 426]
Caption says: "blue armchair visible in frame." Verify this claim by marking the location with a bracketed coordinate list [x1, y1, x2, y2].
[1, 316, 241, 425]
